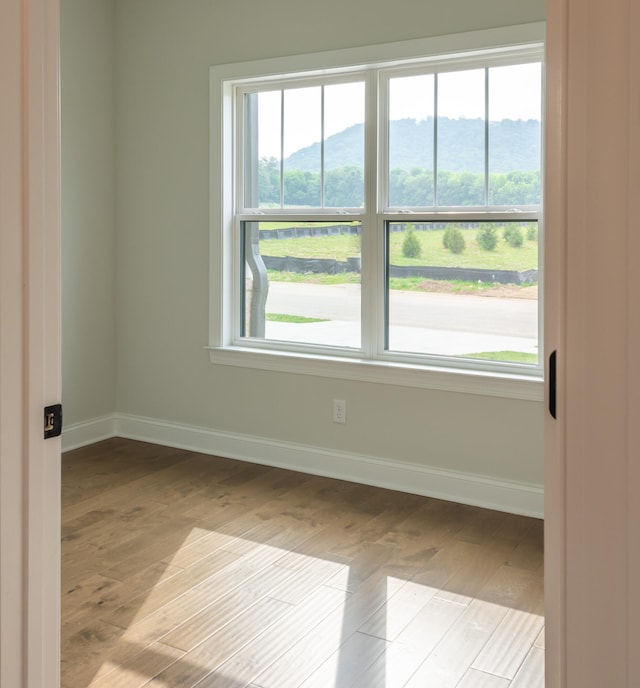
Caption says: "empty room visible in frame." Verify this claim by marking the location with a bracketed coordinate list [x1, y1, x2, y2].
[4, 0, 639, 686]
[58, 0, 547, 686]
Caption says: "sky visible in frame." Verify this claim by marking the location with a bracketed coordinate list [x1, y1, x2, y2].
[256, 62, 542, 160]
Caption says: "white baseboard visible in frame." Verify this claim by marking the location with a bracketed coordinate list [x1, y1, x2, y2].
[62, 413, 117, 452]
[115, 413, 544, 519]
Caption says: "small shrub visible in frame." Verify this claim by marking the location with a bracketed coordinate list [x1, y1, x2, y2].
[503, 225, 524, 248]
[477, 224, 498, 251]
[444, 227, 465, 254]
[526, 224, 537, 241]
[402, 223, 422, 258]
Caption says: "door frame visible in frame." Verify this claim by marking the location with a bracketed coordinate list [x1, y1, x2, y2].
[0, 0, 61, 685]
[543, 0, 567, 684]
[544, 0, 640, 685]
[3, 0, 639, 685]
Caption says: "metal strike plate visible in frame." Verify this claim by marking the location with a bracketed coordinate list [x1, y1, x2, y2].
[44, 403, 62, 439]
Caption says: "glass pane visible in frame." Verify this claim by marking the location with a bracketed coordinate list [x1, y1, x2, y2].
[386, 220, 539, 365]
[388, 74, 435, 207]
[242, 220, 361, 348]
[283, 87, 322, 207]
[245, 90, 283, 208]
[436, 69, 485, 206]
[324, 81, 365, 207]
[488, 63, 542, 205]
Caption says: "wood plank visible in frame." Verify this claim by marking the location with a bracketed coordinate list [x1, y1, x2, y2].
[61, 574, 123, 625]
[510, 645, 545, 688]
[350, 640, 435, 688]
[423, 538, 519, 602]
[357, 578, 439, 641]
[85, 560, 185, 615]
[63, 450, 221, 523]
[87, 641, 184, 688]
[251, 571, 405, 688]
[456, 669, 511, 687]
[454, 506, 508, 545]
[159, 562, 299, 651]
[61, 619, 138, 688]
[174, 584, 349, 688]
[475, 563, 540, 610]
[505, 528, 544, 571]
[403, 599, 509, 688]
[268, 555, 348, 605]
[471, 608, 544, 679]
[104, 549, 242, 629]
[148, 595, 293, 688]
[114, 532, 295, 634]
[298, 631, 389, 688]
[350, 595, 469, 688]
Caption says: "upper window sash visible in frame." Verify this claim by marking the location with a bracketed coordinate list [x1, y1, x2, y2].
[235, 47, 543, 216]
[379, 56, 543, 212]
[236, 74, 369, 214]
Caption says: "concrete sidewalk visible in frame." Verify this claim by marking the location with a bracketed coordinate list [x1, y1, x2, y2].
[260, 282, 539, 357]
[265, 319, 537, 356]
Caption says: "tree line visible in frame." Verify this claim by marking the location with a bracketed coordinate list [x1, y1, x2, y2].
[258, 158, 540, 208]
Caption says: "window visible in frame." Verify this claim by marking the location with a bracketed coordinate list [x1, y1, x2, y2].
[210, 24, 545, 399]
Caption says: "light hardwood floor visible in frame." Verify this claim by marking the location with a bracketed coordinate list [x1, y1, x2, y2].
[61, 438, 544, 688]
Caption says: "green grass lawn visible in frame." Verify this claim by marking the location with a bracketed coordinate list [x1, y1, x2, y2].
[259, 226, 537, 272]
[387, 277, 504, 293]
[266, 313, 329, 324]
[463, 351, 538, 364]
[261, 235, 361, 262]
[267, 270, 361, 285]
[266, 270, 534, 294]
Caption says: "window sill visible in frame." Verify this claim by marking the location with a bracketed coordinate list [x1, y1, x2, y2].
[206, 345, 543, 401]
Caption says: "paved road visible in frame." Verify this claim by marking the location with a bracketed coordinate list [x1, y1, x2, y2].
[261, 282, 539, 356]
[266, 282, 537, 337]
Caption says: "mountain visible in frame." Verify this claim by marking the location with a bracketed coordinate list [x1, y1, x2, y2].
[283, 117, 541, 174]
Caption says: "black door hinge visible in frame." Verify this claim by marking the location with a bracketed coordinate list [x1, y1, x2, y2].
[549, 351, 557, 419]
[44, 404, 62, 439]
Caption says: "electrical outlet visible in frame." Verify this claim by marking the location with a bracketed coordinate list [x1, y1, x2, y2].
[333, 399, 346, 424]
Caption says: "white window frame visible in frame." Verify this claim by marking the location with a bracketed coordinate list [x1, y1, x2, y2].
[208, 23, 545, 401]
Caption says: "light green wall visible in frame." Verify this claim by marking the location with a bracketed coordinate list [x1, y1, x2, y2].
[61, 0, 116, 425]
[62, 0, 546, 487]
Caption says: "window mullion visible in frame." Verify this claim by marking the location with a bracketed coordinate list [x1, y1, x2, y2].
[320, 86, 325, 207]
[244, 94, 259, 208]
[279, 90, 284, 207]
[433, 74, 439, 206]
[362, 70, 380, 359]
[484, 67, 489, 205]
